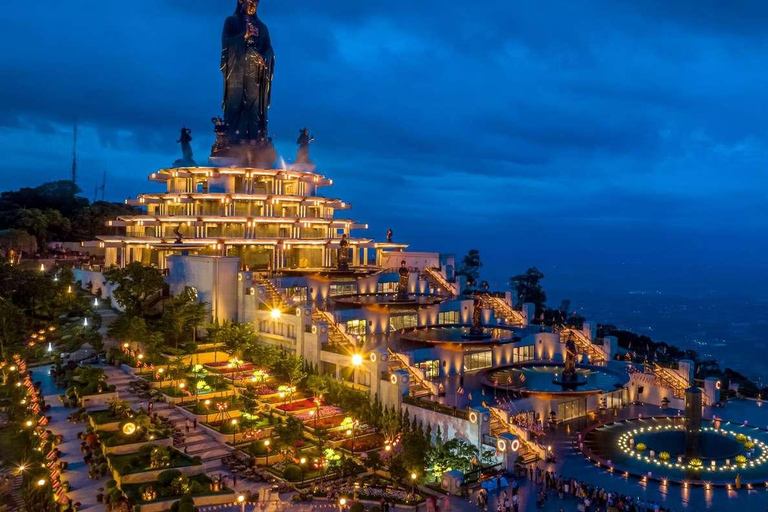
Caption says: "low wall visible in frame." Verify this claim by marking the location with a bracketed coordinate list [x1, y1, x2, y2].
[113, 462, 203, 486]
[404, 404, 480, 448]
[138, 492, 237, 512]
[82, 392, 119, 410]
[103, 437, 173, 456]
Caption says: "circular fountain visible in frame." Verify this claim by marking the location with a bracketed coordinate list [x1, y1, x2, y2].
[400, 325, 518, 345]
[580, 389, 768, 487]
[479, 364, 627, 396]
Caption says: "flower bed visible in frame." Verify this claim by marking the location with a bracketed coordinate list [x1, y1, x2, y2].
[204, 362, 256, 373]
[203, 417, 271, 435]
[296, 407, 344, 423]
[108, 445, 200, 477]
[340, 433, 384, 453]
[276, 399, 316, 412]
[121, 474, 233, 504]
[263, 393, 309, 405]
[89, 409, 126, 425]
[246, 384, 277, 396]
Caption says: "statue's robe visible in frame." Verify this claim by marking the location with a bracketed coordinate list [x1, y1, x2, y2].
[221, 12, 275, 143]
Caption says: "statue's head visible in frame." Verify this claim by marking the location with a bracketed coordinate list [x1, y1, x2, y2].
[245, 0, 259, 16]
[400, 260, 406, 267]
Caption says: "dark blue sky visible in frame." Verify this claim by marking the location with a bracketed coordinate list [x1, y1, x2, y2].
[2, 1, 768, 296]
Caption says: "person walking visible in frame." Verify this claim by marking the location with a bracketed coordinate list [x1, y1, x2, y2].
[193, 418, 197, 430]
[185, 419, 190, 433]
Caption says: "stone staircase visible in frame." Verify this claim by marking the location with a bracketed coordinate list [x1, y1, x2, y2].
[387, 350, 434, 398]
[560, 328, 607, 364]
[312, 309, 358, 351]
[480, 294, 526, 326]
[104, 366, 231, 473]
[489, 408, 541, 465]
[422, 267, 456, 297]
[254, 274, 289, 310]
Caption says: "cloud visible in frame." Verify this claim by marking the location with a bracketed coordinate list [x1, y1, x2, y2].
[2, 0, 768, 293]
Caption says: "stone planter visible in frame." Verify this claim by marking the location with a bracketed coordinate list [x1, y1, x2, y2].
[81, 391, 119, 410]
[112, 461, 204, 486]
[137, 491, 237, 512]
[103, 437, 173, 456]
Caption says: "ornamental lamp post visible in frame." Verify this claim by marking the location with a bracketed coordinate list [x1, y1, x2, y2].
[264, 439, 271, 465]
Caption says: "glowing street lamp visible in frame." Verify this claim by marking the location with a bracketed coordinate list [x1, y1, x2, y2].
[264, 439, 271, 465]
[231, 419, 238, 445]
[339, 497, 347, 511]
[237, 495, 245, 512]
[411, 472, 418, 495]
[300, 457, 307, 484]
[351, 354, 363, 367]
[270, 308, 282, 320]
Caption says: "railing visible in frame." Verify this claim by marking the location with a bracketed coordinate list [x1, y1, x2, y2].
[559, 328, 607, 364]
[423, 268, 456, 297]
[387, 349, 438, 396]
[314, 309, 359, 350]
[402, 394, 469, 420]
[480, 294, 526, 326]
[489, 407, 546, 461]
[253, 274, 290, 309]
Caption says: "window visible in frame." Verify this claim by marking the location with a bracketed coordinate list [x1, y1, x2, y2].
[258, 320, 270, 333]
[357, 371, 371, 387]
[464, 351, 492, 372]
[390, 315, 418, 331]
[287, 286, 309, 303]
[513, 345, 534, 363]
[557, 397, 587, 423]
[346, 319, 368, 338]
[274, 322, 285, 336]
[330, 283, 357, 297]
[415, 360, 441, 380]
[438, 311, 460, 324]
[287, 325, 296, 340]
[377, 282, 398, 294]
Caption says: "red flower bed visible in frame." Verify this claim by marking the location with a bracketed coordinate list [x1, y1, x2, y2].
[341, 433, 384, 452]
[277, 399, 316, 412]
[305, 414, 347, 429]
[204, 362, 256, 373]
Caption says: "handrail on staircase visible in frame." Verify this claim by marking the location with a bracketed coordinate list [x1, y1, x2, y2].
[387, 348, 437, 396]
[481, 294, 525, 326]
[489, 407, 546, 460]
[424, 267, 456, 297]
[314, 309, 358, 350]
[560, 327, 607, 363]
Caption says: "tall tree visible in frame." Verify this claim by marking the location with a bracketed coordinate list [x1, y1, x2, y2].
[510, 267, 547, 317]
[207, 321, 260, 358]
[0, 297, 25, 360]
[104, 263, 166, 316]
[159, 289, 207, 350]
[457, 249, 482, 287]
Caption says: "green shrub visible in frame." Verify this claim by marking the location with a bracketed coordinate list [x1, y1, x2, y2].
[138, 444, 154, 458]
[158, 470, 183, 487]
[283, 464, 303, 482]
[118, 463, 133, 475]
[189, 480, 205, 494]
[106, 480, 117, 489]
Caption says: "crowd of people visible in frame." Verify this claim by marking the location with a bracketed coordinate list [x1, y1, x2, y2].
[531, 466, 674, 512]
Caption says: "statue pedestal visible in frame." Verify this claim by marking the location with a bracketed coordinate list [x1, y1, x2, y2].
[286, 162, 317, 173]
[209, 143, 277, 169]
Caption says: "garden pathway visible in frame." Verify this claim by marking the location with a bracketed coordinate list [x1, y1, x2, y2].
[32, 366, 108, 512]
[103, 365, 269, 498]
